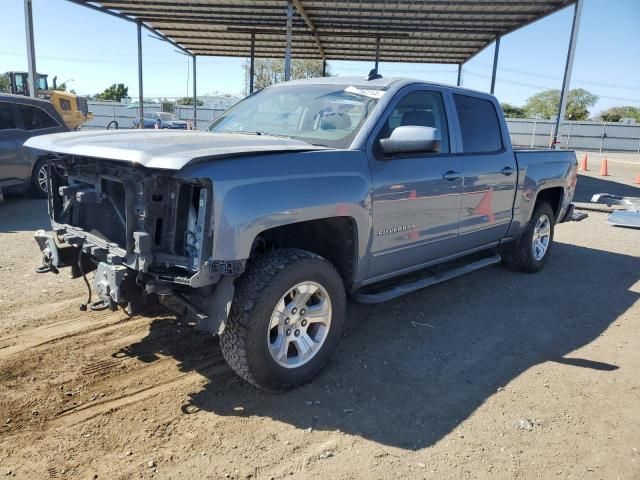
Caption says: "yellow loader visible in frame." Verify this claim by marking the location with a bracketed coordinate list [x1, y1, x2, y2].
[3, 71, 93, 130]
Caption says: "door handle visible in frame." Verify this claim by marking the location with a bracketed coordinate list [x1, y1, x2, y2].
[501, 166, 514, 176]
[442, 170, 461, 181]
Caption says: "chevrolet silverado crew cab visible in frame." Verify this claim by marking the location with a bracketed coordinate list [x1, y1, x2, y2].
[27, 77, 579, 391]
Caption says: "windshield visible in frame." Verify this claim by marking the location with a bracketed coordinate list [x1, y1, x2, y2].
[208, 84, 385, 148]
[157, 112, 173, 122]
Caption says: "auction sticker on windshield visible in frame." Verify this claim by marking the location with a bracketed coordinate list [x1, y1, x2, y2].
[344, 86, 386, 99]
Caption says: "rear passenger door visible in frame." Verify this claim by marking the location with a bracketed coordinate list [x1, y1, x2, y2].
[0, 101, 28, 183]
[453, 94, 517, 247]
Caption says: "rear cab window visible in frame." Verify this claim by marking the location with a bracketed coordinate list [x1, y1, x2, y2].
[0, 102, 16, 130]
[453, 94, 503, 153]
[15, 104, 59, 131]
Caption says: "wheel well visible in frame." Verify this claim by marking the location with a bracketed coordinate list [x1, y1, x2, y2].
[252, 217, 358, 289]
[535, 187, 564, 221]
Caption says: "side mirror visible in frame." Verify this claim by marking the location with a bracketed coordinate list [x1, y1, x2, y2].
[379, 125, 441, 155]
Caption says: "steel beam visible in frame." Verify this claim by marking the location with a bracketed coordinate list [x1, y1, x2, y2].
[23, 0, 37, 97]
[457, 63, 462, 86]
[284, 0, 293, 81]
[249, 32, 256, 93]
[192, 54, 197, 129]
[65, 0, 192, 56]
[137, 20, 144, 127]
[490, 36, 500, 94]
[552, 0, 583, 149]
[292, 0, 325, 59]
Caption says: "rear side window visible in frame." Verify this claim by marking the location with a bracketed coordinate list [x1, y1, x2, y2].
[454, 94, 502, 153]
[16, 104, 58, 130]
[0, 103, 16, 130]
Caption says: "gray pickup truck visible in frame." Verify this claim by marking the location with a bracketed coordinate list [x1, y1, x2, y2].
[26, 77, 579, 391]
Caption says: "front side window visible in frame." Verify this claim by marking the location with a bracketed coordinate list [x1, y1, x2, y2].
[377, 90, 450, 154]
[209, 84, 384, 149]
[0, 103, 16, 130]
[16, 104, 58, 130]
[454, 94, 503, 153]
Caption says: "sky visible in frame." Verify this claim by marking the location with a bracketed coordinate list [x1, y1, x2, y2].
[0, 0, 638, 116]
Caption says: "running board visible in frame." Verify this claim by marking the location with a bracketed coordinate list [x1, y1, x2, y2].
[351, 253, 502, 304]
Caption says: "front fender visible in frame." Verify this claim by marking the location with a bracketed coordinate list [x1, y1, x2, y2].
[177, 150, 373, 267]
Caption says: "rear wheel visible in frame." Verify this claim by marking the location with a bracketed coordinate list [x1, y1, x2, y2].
[501, 202, 555, 273]
[29, 159, 49, 198]
[220, 249, 346, 391]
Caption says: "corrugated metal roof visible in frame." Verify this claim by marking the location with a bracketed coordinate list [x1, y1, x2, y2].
[77, 0, 575, 63]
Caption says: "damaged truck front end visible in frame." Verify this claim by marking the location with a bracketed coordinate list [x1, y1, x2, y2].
[35, 155, 229, 330]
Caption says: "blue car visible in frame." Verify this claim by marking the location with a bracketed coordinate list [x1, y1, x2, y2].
[132, 112, 188, 129]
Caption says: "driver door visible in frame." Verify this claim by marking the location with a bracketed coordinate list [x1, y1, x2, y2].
[366, 89, 463, 281]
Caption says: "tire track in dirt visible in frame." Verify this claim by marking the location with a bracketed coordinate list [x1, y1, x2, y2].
[52, 357, 230, 428]
[0, 310, 136, 359]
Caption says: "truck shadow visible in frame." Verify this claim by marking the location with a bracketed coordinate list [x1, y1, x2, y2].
[118, 241, 638, 450]
[574, 174, 640, 202]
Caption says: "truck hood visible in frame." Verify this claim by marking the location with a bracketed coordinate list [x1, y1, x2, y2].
[24, 130, 326, 170]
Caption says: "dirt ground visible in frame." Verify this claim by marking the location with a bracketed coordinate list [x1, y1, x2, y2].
[0, 169, 639, 480]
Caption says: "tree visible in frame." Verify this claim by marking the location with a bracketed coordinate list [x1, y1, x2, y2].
[97, 83, 129, 102]
[0, 75, 9, 93]
[176, 97, 204, 106]
[599, 106, 640, 123]
[243, 58, 328, 94]
[501, 103, 526, 118]
[524, 88, 598, 120]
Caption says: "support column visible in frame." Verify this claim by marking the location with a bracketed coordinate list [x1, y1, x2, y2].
[192, 54, 197, 129]
[23, 0, 37, 97]
[552, 0, 583, 149]
[284, 0, 293, 81]
[374, 36, 381, 73]
[322, 59, 327, 77]
[249, 32, 255, 93]
[456, 63, 462, 87]
[137, 20, 144, 127]
[490, 36, 500, 94]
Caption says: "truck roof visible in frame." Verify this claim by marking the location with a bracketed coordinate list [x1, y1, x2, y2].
[277, 75, 494, 98]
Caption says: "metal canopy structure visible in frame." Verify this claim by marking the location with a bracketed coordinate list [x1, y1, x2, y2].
[24, 0, 583, 147]
[70, 0, 575, 64]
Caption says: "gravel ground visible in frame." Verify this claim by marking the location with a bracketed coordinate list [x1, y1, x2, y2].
[0, 172, 638, 480]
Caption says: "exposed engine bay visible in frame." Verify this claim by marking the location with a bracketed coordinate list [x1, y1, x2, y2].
[34, 155, 221, 316]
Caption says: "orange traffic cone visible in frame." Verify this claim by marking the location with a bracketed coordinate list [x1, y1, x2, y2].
[599, 156, 609, 176]
[578, 152, 588, 171]
[474, 189, 496, 224]
[634, 171, 640, 185]
[408, 190, 417, 200]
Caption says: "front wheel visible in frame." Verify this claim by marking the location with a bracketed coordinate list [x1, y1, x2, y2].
[501, 202, 555, 273]
[220, 249, 346, 391]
